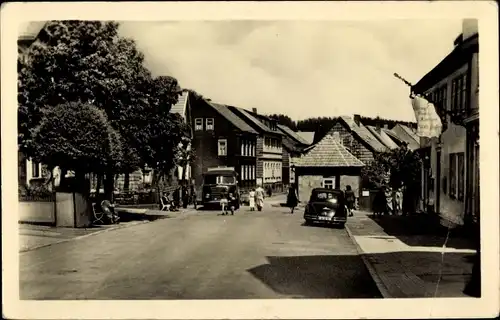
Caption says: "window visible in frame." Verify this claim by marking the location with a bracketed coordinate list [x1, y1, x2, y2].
[206, 118, 214, 130]
[457, 153, 465, 201]
[195, 118, 203, 131]
[252, 166, 255, 180]
[241, 141, 245, 156]
[32, 161, 41, 178]
[246, 144, 250, 156]
[218, 139, 227, 156]
[451, 73, 468, 113]
[251, 143, 255, 156]
[323, 178, 334, 189]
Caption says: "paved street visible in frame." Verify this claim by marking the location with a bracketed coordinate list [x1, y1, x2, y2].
[20, 204, 381, 300]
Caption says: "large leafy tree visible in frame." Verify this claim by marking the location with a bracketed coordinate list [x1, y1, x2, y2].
[18, 21, 187, 199]
[30, 102, 123, 176]
[361, 145, 421, 190]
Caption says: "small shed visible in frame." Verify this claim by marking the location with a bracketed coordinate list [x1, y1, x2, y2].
[291, 133, 365, 202]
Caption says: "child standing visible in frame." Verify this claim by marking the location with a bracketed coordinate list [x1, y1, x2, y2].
[249, 189, 256, 211]
[220, 190, 229, 215]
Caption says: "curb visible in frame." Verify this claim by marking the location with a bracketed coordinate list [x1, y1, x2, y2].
[345, 222, 391, 298]
[19, 220, 151, 254]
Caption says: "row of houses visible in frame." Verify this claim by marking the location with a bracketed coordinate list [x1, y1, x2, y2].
[18, 19, 479, 229]
[290, 115, 420, 205]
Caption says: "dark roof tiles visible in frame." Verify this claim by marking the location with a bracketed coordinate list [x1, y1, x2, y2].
[293, 134, 364, 168]
[208, 102, 258, 134]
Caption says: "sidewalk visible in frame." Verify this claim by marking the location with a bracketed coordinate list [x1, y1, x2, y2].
[19, 220, 148, 252]
[346, 211, 476, 298]
[19, 206, 197, 253]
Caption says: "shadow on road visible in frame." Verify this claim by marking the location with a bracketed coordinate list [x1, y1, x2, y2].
[247, 255, 382, 298]
[367, 215, 476, 250]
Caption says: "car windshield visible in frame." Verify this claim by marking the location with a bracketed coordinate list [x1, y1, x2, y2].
[312, 191, 339, 204]
[204, 175, 235, 185]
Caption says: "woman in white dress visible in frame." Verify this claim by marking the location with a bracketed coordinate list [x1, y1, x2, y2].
[249, 189, 256, 211]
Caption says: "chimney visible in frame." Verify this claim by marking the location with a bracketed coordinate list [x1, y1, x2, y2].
[375, 122, 381, 133]
[462, 19, 478, 40]
[384, 124, 388, 129]
[252, 108, 257, 114]
[353, 114, 361, 126]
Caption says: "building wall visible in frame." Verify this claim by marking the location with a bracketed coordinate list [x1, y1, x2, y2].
[237, 136, 258, 192]
[256, 136, 264, 179]
[424, 62, 470, 225]
[437, 124, 466, 225]
[282, 148, 290, 186]
[191, 106, 236, 193]
[330, 122, 374, 164]
[340, 175, 360, 197]
[297, 175, 323, 203]
[19, 201, 55, 224]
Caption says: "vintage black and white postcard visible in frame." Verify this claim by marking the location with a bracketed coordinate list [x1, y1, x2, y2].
[2, 1, 499, 319]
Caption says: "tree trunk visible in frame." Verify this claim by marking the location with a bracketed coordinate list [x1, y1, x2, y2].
[95, 174, 102, 196]
[103, 169, 115, 202]
[124, 172, 130, 191]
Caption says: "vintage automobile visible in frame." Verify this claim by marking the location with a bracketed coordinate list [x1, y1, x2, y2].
[303, 188, 347, 228]
[202, 167, 240, 210]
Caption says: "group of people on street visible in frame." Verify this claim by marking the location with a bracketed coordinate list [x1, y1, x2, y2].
[372, 184, 404, 217]
[160, 184, 197, 212]
[247, 185, 266, 212]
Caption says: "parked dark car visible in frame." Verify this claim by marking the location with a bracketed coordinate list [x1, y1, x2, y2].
[303, 188, 347, 228]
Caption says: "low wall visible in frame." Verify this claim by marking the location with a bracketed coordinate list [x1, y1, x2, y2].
[19, 201, 55, 224]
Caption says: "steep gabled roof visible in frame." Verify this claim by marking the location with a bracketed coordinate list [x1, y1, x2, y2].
[282, 137, 302, 153]
[293, 134, 365, 168]
[208, 102, 258, 134]
[365, 125, 399, 150]
[390, 124, 420, 151]
[297, 131, 315, 145]
[398, 124, 420, 143]
[338, 116, 388, 152]
[382, 128, 405, 144]
[170, 91, 189, 121]
[228, 107, 280, 135]
[277, 124, 310, 145]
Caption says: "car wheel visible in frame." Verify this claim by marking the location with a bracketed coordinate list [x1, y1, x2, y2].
[337, 223, 346, 229]
[304, 219, 312, 225]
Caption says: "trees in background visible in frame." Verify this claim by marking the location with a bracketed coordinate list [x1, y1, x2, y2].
[268, 114, 297, 131]
[18, 21, 188, 200]
[360, 146, 422, 191]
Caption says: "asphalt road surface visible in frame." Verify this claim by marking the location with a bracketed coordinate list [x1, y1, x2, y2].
[20, 205, 381, 299]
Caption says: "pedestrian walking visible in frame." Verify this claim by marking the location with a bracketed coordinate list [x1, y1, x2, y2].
[255, 185, 265, 212]
[267, 185, 273, 197]
[220, 190, 229, 215]
[393, 186, 403, 215]
[385, 185, 393, 215]
[249, 189, 256, 211]
[373, 185, 387, 217]
[286, 184, 298, 214]
[344, 185, 355, 217]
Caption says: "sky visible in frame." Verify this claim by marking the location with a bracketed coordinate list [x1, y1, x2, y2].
[119, 20, 461, 122]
